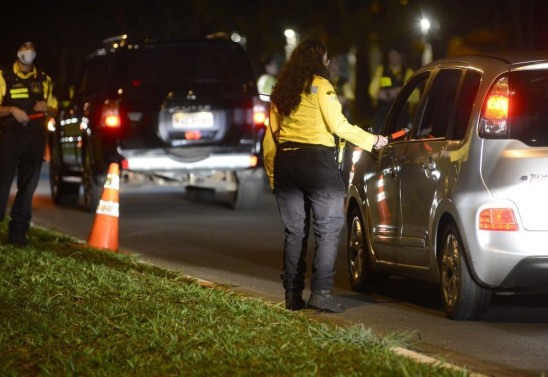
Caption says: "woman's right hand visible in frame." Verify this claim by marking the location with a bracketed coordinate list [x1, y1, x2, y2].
[374, 135, 388, 150]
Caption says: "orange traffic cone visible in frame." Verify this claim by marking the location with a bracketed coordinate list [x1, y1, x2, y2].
[87, 162, 120, 252]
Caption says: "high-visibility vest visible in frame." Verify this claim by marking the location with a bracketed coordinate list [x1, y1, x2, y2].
[2, 68, 48, 115]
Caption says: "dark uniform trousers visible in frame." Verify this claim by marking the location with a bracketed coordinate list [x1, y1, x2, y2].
[0, 121, 46, 237]
[274, 144, 346, 292]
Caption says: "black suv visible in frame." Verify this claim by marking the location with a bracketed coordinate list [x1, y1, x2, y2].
[49, 35, 267, 212]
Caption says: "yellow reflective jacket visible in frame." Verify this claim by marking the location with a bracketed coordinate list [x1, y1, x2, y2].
[0, 62, 58, 113]
[263, 75, 376, 189]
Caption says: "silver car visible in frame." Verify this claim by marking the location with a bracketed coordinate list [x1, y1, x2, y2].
[346, 52, 548, 320]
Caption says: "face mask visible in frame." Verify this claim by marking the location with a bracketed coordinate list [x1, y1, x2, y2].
[17, 50, 36, 65]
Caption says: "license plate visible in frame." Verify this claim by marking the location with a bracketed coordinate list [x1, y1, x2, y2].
[172, 112, 214, 129]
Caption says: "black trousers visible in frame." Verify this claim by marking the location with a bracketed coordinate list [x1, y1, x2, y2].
[274, 145, 346, 292]
[0, 125, 46, 237]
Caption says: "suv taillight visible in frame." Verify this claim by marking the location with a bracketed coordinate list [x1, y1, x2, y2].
[252, 97, 267, 127]
[101, 100, 122, 129]
[479, 76, 509, 138]
[479, 208, 519, 231]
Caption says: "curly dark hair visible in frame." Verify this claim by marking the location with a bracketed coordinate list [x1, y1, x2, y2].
[270, 39, 331, 117]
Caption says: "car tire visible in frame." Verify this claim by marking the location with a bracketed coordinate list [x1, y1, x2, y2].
[440, 223, 492, 320]
[49, 142, 80, 206]
[231, 170, 264, 211]
[347, 206, 388, 292]
[82, 147, 105, 213]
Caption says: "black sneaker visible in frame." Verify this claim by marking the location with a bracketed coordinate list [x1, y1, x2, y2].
[285, 290, 305, 311]
[8, 234, 29, 247]
[307, 290, 344, 313]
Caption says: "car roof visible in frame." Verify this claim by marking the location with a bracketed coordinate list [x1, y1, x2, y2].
[87, 36, 243, 60]
[420, 51, 548, 71]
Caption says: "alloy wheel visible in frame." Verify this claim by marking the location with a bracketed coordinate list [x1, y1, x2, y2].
[441, 232, 460, 308]
[349, 215, 364, 284]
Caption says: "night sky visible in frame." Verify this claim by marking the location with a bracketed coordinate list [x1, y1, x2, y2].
[2, 0, 548, 102]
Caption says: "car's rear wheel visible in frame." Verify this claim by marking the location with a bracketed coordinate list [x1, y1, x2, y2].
[440, 223, 491, 320]
[230, 170, 263, 211]
[347, 206, 387, 291]
[82, 147, 105, 213]
[49, 143, 80, 206]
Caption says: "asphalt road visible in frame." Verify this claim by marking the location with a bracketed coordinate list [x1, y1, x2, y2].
[25, 164, 548, 377]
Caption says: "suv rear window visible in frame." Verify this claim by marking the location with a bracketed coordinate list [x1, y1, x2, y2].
[509, 70, 548, 146]
[79, 41, 255, 95]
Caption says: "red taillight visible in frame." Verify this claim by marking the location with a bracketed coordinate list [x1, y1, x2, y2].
[250, 155, 258, 167]
[104, 114, 121, 128]
[101, 100, 122, 129]
[484, 94, 508, 120]
[479, 76, 509, 137]
[479, 208, 519, 231]
[253, 109, 267, 125]
[253, 98, 267, 127]
[185, 130, 202, 140]
[120, 159, 129, 170]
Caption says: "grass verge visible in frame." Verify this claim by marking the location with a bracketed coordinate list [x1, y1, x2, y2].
[0, 224, 469, 376]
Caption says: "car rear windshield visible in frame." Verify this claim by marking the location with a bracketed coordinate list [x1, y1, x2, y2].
[110, 42, 255, 91]
[509, 70, 548, 146]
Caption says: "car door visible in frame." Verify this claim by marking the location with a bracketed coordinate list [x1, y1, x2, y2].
[398, 68, 465, 266]
[365, 146, 404, 262]
[365, 72, 429, 263]
[59, 56, 109, 167]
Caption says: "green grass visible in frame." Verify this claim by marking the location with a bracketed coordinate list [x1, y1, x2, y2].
[0, 224, 469, 376]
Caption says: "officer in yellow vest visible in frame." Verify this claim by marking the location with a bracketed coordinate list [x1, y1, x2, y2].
[0, 41, 58, 246]
[257, 54, 283, 102]
[368, 46, 414, 133]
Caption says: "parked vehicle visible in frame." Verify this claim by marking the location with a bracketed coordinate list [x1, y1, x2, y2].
[346, 52, 548, 320]
[49, 35, 267, 212]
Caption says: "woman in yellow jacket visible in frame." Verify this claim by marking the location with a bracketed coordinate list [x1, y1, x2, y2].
[263, 39, 387, 312]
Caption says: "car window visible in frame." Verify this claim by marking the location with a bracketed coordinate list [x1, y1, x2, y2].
[450, 69, 481, 140]
[508, 70, 548, 146]
[384, 72, 429, 136]
[416, 69, 462, 139]
[111, 44, 253, 91]
[78, 55, 109, 97]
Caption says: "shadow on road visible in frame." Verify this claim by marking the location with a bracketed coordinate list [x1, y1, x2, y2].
[344, 276, 548, 323]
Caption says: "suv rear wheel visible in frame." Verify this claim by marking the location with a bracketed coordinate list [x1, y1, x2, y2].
[230, 170, 264, 211]
[49, 142, 80, 206]
[82, 147, 105, 213]
[440, 223, 492, 320]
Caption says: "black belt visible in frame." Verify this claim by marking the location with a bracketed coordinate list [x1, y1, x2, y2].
[279, 141, 335, 153]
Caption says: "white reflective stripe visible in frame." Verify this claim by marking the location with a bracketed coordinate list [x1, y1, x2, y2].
[104, 174, 120, 190]
[126, 154, 255, 171]
[96, 200, 119, 217]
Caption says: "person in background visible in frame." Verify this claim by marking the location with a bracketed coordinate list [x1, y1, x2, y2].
[368, 45, 414, 133]
[327, 52, 357, 189]
[257, 54, 283, 101]
[263, 39, 387, 313]
[328, 54, 354, 120]
[0, 41, 58, 246]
